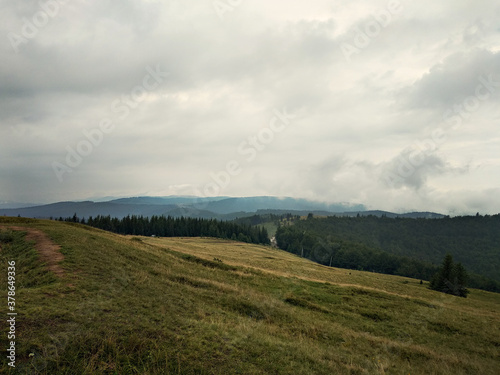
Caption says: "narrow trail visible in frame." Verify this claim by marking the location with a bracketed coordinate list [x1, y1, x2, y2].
[0, 225, 65, 277]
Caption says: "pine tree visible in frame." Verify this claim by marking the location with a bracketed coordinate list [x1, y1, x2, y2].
[429, 254, 468, 298]
[440, 254, 455, 294]
[453, 262, 469, 297]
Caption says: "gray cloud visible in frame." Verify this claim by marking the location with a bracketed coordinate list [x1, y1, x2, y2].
[403, 49, 500, 109]
[380, 148, 469, 190]
[1, 0, 499, 214]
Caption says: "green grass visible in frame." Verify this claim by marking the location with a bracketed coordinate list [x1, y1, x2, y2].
[259, 221, 279, 238]
[0, 217, 499, 374]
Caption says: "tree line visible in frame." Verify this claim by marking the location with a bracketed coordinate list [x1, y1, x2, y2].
[233, 213, 297, 226]
[60, 214, 270, 245]
[275, 224, 439, 279]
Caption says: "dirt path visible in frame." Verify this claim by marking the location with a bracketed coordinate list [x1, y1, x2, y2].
[0, 225, 65, 277]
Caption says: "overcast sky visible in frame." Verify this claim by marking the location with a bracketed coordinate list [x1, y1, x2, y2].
[1, 0, 499, 214]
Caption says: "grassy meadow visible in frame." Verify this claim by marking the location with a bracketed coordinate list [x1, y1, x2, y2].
[0, 217, 499, 374]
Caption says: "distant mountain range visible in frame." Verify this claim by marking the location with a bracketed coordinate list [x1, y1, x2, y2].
[0, 196, 444, 220]
[0, 201, 38, 209]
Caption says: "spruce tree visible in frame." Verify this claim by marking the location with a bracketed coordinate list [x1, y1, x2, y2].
[440, 254, 455, 294]
[430, 254, 468, 298]
[453, 262, 469, 297]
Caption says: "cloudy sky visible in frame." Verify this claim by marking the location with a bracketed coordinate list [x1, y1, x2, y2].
[1, 0, 499, 214]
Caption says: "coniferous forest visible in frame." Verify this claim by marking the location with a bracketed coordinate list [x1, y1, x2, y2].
[275, 214, 500, 293]
[61, 214, 270, 245]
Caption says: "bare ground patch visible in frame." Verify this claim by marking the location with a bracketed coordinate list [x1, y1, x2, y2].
[0, 225, 65, 277]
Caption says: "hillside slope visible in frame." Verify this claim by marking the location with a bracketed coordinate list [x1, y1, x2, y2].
[281, 215, 500, 283]
[1, 217, 499, 374]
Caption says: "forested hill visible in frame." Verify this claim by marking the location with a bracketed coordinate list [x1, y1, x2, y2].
[275, 214, 500, 292]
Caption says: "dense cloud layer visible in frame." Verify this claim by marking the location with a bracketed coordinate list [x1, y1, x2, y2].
[1, 0, 499, 214]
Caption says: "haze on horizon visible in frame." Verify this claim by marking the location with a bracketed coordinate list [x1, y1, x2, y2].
[1, 0, 499, 215]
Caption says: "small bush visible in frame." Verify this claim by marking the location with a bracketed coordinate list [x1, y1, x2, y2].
[231, 300, 267, 320]
[180, 254, 237, 271]
[284, 296, 329, 314]
[0, 229, 14, 244]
